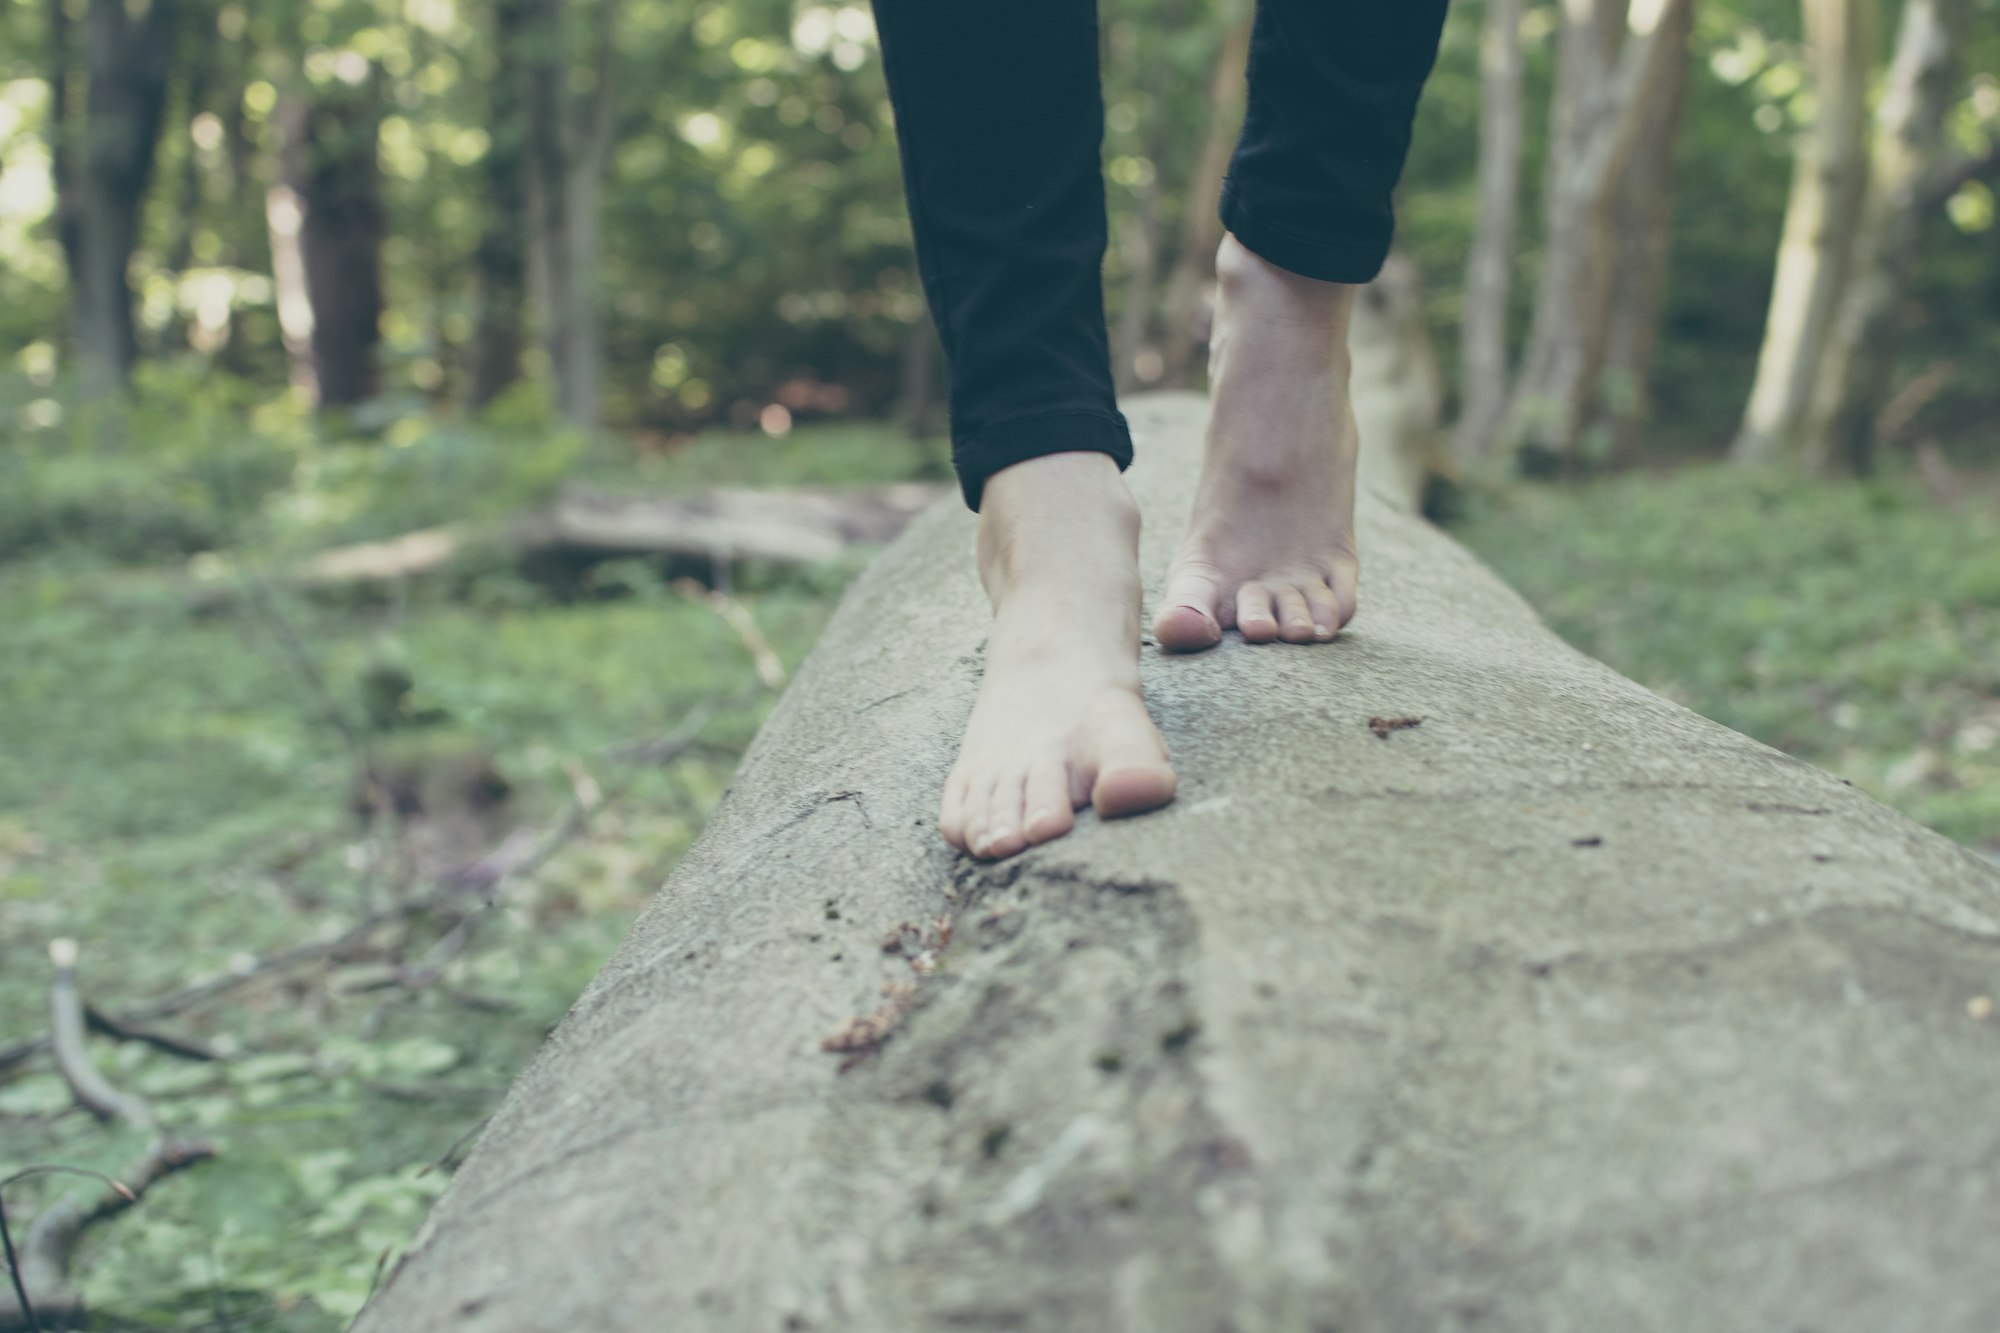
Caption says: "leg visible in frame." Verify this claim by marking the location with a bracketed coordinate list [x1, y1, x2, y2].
[1154, 0, 1449, 651]
[872, 0, 1175, 858]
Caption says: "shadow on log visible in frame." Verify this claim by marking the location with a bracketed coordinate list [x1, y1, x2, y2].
[357, 393, 2000, 1333]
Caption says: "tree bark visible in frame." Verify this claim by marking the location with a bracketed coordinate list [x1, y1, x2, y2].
[1799, 0, 1967, 473]
[1595, 0, 1694, 459]
[63, 0, 178, 398]
[468, 0, 532, 411]
[355, 390, 2000, 1333]
[270, 80, 387, 411]
[1451, 0, 1526, 468]
[1156, 5, 1253, 389]
[523, 0, 617, 430]
[1506, 0, 1692, 469]
[1729, 0, 1877, 465]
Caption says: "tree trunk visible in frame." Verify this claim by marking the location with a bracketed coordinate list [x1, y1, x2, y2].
[1595, 0, 1694, 459]
[354, 390, 2000, 1333]
[1506, 0, 1691, 469]
[271, 81, 387, 411]
[896, 315, 943, 440]
[1156, 5, 1253, 389]
[64, 0, 178, 398]
[468, 0, 532, 411]
[1729, 0, 1877, 465]
[1799, 0, 1966, 474]
[1451, 0, 1526, 468]
[524, 0, 616, 431]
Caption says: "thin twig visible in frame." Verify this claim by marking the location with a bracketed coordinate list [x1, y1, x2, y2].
[673, 578, 787, 689]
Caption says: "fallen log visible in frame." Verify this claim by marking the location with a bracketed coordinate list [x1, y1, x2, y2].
[187, 481, 946, 599]
[358, 392, 2000, 1333]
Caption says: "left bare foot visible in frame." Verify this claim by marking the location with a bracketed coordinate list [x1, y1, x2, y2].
[1153, 231, 1362, 652]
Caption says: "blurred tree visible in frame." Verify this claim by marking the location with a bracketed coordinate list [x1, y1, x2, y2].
[1156, 2, 1251, 388]
[468, 0, 531, 410]
[1801, 0, 1979, 472]
[1507, 0, 1694, 470]
[523, 0, 617, 430]
[1452, 0, 1526, 466]
[53, 0, 180, 397]
[271, 72, 386, 409]
[1596, 0, 1694, 459]
[1731, 0, 1877, 463]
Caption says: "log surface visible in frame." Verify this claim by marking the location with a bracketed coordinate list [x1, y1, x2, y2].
[359, 393, 2000, 1333]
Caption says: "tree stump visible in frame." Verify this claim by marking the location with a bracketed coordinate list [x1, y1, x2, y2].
[357, 393, 2000, 1333]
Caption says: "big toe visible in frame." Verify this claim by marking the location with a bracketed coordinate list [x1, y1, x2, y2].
[1093, 761, 1176, 819]
[1153, 602, 1222, 653]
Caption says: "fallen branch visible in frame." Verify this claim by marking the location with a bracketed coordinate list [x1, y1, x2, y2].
[674, 578, 787, 689]
[3, 944, 217, 1333]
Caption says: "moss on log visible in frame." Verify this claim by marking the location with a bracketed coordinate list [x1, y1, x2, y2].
[358, 393, 2000, 1333]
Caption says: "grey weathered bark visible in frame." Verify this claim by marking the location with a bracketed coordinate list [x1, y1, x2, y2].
[58, 0, 179, 398]
[355, 391, 2000, 1333]
[1595, 0, 1693, 459]
[269, 81, 387, 411]
[1507, 0, 1692, 468]
[1730, 0, 1878, 465]
[468, 0, 531, 411]
[1800, 0, 1967, 474]
[523, 0, 617, 430]
[1451, 0, 1526, 468]
[1157, 4, 1252, 388]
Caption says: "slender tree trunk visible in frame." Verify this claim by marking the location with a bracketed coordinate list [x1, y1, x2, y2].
[1800, 0, 1966, 473]
[1157, 4, 1252, 388]
[524, 0, 616, 430]
[1505, 0, 1691, 469]
[271, 81, 387, 410]
[1451, 0, 1527, 467]
[1114, 176, 1164, 392]
[469, 0, 531, 410]
[66, 0, 178, 398]
[1730, 0, 1877, 465]
[1596, 0, 1694, 459]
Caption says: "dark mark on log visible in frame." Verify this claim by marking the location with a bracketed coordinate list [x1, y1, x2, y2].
[1369, 715, 1425, 740]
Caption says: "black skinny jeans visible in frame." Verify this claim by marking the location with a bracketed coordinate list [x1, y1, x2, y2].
[871, 0, 1450, 509]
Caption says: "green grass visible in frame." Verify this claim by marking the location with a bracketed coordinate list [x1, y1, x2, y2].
[1452, 462, 2000, 850]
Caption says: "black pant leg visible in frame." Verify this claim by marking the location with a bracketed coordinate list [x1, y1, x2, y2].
[1221, 0, 1450, 283]
[871, 0, 1132, 510]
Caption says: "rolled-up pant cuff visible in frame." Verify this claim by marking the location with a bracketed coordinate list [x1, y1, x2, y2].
[1219, 181, 1393, 286]
[952, 408, 1134, 511]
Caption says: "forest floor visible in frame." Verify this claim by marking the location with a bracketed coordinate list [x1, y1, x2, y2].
[2, 405, 1995, 1329]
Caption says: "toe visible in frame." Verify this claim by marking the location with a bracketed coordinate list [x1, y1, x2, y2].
[1022, 758, 1076, 846]
[938, 770, 971, 849]
[1154, 565, 1225, 653]
[1235, 582, 1278, 643]
[1090, 706, 1176, 821]
[1273, 586, 1317, 643]
[1303, 583, 1342, 641]
[976, 773, 1028, 860]
[960, 774, 997, 858]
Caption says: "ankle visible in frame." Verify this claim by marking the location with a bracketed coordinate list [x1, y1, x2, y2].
[1215, 233, 1357, 333]
[976, 451, 1138, 588]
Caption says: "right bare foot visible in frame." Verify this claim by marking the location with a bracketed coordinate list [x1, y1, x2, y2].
[938, 452, 1176, 861]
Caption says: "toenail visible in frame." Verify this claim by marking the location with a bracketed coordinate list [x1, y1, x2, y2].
[990, 826, 1014, 846]
[1028, 807, 1052, 828]
[1314, 623, 1330, 637]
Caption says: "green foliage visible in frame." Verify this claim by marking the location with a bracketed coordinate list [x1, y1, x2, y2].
[1455, 464, 2000, 847]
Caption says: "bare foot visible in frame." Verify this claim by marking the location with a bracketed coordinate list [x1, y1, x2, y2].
[1153, 232, 1361, 652]
[939, 452, 1177, 860]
